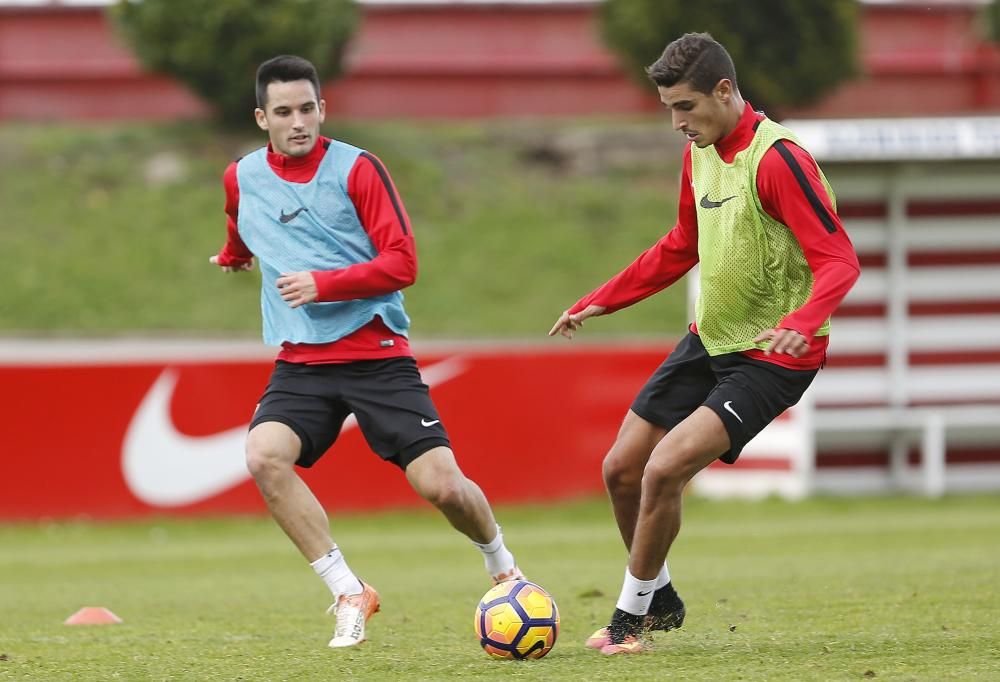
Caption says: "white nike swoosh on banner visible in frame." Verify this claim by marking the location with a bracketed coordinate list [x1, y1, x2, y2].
[121, 357, 468, 507]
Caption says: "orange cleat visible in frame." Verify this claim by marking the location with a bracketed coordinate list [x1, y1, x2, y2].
[327, 581, 381, 648]
[585, 626, 610, 649]
[490, 566, 525, 586]
[600, 634, 644, 655]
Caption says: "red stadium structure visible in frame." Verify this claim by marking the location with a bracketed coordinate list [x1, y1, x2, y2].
[0, 0, 998, 121]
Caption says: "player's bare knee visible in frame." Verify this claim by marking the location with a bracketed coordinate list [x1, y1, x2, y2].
[643, 440, 701, 493]
[602, 437, 647, 491]
[645, 435, 716, 494]
[641, 460, 687, 498]
[245, 446, 279, 482]
[420, 474, 467, 511]
[245, 430, 295, 483]
[602, 450, 641, 492]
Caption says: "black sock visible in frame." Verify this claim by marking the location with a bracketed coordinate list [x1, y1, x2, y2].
[650, 582, 682, 611]
[648, 582, 686, 630]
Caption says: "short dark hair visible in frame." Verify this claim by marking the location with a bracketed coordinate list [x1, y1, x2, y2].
[255, 55, 321, 109]
[646, 32, 738, 94]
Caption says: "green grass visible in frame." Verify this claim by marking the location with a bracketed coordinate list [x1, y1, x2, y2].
[0, 118, 689, 339]
[1, 495, 998, 680]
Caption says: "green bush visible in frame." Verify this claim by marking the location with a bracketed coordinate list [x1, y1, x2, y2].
[111, 0, 359, 126]
[599, 0, 859, 117]
[985, 0, 1000, 43]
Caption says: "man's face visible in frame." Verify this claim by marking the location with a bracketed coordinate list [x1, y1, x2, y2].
[255, 80, 325, 157]
[657, 80, 733, 148]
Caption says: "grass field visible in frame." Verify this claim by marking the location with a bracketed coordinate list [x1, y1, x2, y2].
[1, 495, 998, 681]
[0, 119, 689, 339]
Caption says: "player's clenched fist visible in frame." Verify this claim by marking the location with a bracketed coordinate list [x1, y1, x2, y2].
[276, 271, 319, 308]
[753, 328, 810, 358]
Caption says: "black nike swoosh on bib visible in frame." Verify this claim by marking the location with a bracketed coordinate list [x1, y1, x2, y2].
[279, 207, 309, 223]
[700, 194, 737, 209]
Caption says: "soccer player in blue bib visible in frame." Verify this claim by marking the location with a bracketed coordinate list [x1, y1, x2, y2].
[211, 55, 523, 649]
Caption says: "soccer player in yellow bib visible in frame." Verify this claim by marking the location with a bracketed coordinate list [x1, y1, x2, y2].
[549, 33, 860, 655]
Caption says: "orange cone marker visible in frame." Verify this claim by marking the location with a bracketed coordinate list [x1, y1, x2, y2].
[64, 607, 123, 625]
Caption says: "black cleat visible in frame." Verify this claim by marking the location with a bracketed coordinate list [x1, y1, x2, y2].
[645, 582, 686, 632]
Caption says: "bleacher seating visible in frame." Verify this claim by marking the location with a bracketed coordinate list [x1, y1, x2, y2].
[811, 194, 1000, 496]
[694, 122, 1000, 499]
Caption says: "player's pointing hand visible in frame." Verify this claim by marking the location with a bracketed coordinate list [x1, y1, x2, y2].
[548, 305, 606, 339]
[277, 271, 319, 308]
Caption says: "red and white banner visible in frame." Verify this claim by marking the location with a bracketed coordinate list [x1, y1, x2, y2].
[1, 341, 680, 519]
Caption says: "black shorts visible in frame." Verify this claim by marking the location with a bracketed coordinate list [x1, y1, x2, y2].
[249, 357, 450, 470]
[631, 332, 817, 464]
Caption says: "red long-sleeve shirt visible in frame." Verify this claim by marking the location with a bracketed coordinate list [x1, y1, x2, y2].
[217, 137, 416, 363]
[570, 104, 860, 370]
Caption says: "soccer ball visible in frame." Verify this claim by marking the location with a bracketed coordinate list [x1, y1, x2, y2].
[474, 579, 559, 660]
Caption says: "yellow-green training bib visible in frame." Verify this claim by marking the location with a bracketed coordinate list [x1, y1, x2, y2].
[690, 117, 834, 355]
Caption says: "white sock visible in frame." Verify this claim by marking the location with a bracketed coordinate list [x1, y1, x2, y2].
[615, 567, 656, 616]
[310, 545, 363, 600]
[655, 563, 671, 589]
[472, 524, 517, 578]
